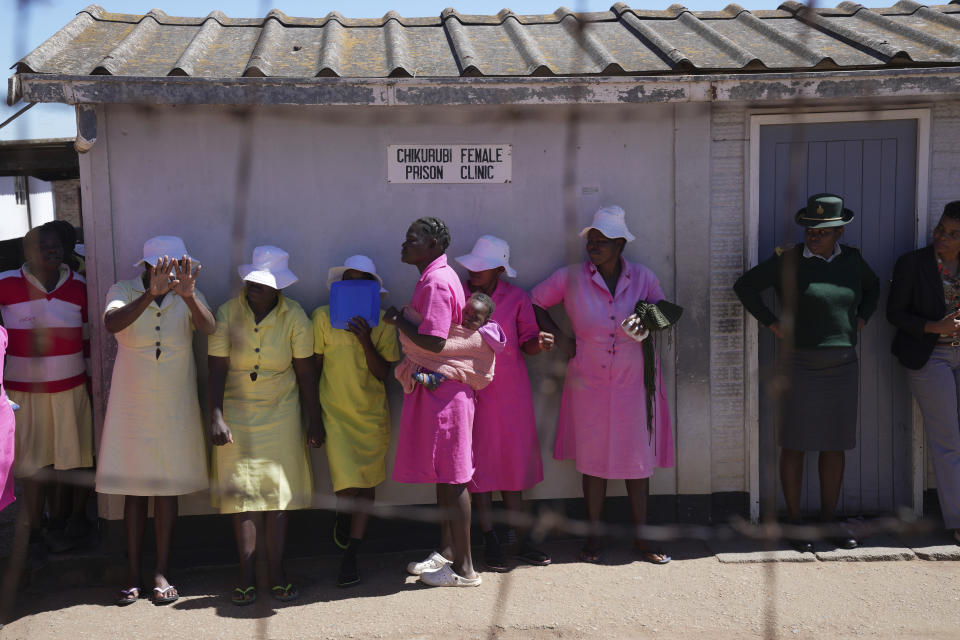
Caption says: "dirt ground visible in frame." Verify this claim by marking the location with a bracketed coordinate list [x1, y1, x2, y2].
[2, 538, 959, 640]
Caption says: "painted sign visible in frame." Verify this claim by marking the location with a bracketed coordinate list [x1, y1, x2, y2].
[387, 144, 512, 183]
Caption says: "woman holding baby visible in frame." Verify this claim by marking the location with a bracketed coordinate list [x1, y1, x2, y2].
[383, 217, 482, 587]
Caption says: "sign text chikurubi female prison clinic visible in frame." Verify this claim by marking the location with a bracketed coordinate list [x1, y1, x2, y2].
[387, 145, 513, 183]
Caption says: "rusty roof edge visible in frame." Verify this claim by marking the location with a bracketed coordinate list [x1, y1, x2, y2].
[11, 67, 960, 107]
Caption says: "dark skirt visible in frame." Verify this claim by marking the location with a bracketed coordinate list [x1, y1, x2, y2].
[779, 347, 858, 452]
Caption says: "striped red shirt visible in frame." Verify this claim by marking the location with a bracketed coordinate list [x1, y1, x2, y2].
[0, 266, 89, 393]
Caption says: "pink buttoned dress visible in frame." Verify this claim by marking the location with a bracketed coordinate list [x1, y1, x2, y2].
[530, 260, 674, 479]
[467, 280, 544, 493]
[392, 255, 475, 485]
[0, 327, 15, 510]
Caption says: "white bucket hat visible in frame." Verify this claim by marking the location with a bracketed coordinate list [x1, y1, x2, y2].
[455, 235, 517, 278]
[327, 255, 387, 293]
[135, 235, 198, 268]
[579, 205, 636, 243]
[238, 245, 298, 290]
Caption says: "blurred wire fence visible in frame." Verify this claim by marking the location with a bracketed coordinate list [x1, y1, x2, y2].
[0, 1, 944, 638]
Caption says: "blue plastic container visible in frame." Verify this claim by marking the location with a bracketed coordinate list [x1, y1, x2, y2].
[329, 279, 381, 329]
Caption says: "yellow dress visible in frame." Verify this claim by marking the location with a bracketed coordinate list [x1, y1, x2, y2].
[95, 279, 210, 496]
[312, 307, 399, 492]
[208, 292, 314, 513]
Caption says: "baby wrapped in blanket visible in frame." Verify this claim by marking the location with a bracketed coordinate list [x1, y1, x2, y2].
[395, 292, 506, 393]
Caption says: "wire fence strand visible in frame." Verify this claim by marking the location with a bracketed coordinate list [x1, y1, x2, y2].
[0, 1, 947, 638]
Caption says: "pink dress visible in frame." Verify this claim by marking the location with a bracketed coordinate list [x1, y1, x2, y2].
[530, 260, 674, 479]
[392, 255, 475, 484]
[467, 280, 544, 493]
[0, 327, 17, 510]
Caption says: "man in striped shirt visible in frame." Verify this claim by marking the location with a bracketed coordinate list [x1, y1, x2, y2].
[0, 222, 93, 545]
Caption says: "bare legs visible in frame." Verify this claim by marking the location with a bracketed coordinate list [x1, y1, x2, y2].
[818, 451, 845, 521]
[436, 483, 475, 579]
[580, 475, 666, 563]
[335, 487, 375, 540]
[121, 495, 179, 602]
[473, 490, 525, 534]
[232, 511, 289, 590]
[581, 474, 607, 556]
[21, 477, 45, 537]
[780, 448, 846, 521]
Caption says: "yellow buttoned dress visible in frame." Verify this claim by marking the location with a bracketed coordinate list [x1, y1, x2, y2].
[95, 279, 210, 496]
[312, 306, 399, 492]
[209, 293, 314, 513]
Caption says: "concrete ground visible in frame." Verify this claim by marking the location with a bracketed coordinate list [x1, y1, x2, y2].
[2, 531, 959, 640]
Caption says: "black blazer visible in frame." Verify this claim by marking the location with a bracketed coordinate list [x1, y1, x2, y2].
[887, 245, 946, 370]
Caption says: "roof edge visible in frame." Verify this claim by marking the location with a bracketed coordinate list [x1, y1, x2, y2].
[11, 67, 960, 107]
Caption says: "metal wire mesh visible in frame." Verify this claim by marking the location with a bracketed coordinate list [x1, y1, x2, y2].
[0, 1, 946, 638]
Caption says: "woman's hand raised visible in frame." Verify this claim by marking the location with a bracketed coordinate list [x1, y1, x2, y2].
[148, 256, 178, 297]
[173, 255, 201, 300]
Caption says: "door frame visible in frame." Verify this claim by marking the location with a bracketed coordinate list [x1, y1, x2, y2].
[745, 108, 931, 522]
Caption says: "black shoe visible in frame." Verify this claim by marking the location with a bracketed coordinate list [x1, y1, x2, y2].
[824, 519, 858, 549]
[483, 531, 509, 572]
[787, 538, 814, 553]
[831, 535, 858, 550]
[42, 527, 77, 553]
[337, 554, 360, 588]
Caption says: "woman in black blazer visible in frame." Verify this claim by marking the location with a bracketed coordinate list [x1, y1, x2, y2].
[888, 200, 960, 545]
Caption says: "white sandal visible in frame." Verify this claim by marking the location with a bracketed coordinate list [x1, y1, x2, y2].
[406, 551, 450, 576]
[419, 563, 482, 587]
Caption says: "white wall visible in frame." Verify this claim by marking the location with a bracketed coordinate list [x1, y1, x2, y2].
[0, 176, 54, 241]
[83, 102, 714, 516]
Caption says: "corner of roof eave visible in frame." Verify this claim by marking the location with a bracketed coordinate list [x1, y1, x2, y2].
[7, 73, 23, 107]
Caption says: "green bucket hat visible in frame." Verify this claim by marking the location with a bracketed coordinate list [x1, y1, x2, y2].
[794, 193, 855, 228]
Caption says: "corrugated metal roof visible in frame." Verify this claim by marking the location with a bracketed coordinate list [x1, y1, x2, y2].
[12, 1, 960, 80]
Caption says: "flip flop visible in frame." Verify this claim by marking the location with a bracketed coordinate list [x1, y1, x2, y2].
[579, 544, 604, 564]
[152, 585, 179, 605]
[517, 544, 552, 566]
[635, 547, 671, 565]
[271, 583, 299, 602]
[115, 587, 140, 606]
[232, 586, 257, 606]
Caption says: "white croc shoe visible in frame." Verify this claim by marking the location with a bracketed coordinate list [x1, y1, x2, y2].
[419, 564, 482, 588]
[406, 551, 451, 576]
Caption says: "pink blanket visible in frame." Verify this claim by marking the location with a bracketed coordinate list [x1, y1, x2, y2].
[395, 322, 506, 393]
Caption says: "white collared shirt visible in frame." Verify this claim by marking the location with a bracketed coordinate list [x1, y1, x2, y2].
[802, 242, 842, 263]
